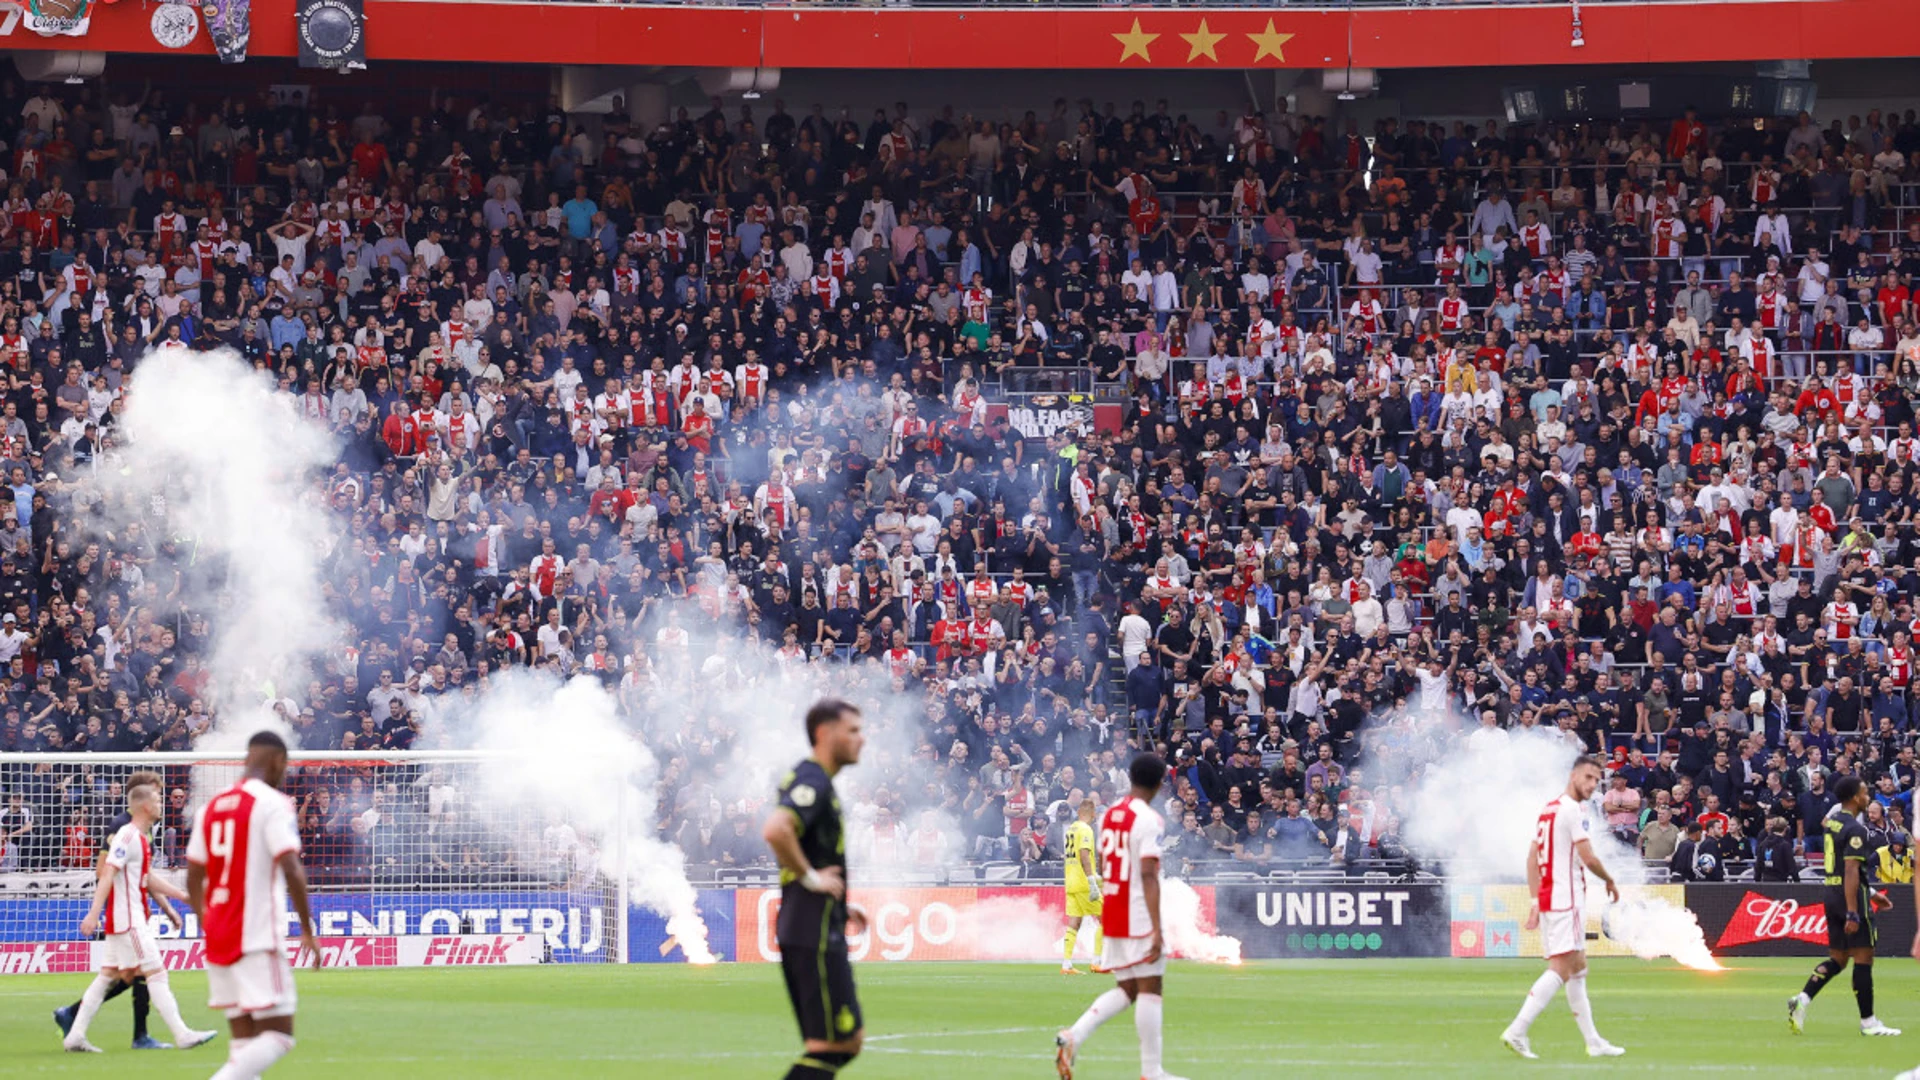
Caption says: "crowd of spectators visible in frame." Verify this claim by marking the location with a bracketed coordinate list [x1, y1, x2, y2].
[0, 79, 1918, 887]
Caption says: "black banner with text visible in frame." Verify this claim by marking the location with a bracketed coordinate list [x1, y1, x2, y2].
[1214, 883, 1450, 958]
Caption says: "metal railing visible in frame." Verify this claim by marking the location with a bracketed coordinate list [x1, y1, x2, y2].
[542, 0, 1835, 8]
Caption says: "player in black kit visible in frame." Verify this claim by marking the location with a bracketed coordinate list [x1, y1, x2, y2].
[761, 698, 869, 1079]
[1787, 774, 1902, 1037]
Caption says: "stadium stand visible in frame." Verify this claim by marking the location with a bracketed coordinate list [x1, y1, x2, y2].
[1, 83, 1919, 892]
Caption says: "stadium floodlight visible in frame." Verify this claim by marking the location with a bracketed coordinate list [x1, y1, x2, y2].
[0, 751, 632, 970]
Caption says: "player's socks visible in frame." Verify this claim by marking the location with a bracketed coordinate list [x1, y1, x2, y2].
[213, 1030, 292, 1077]
[1068, 987, 1131, 1045]
[1564, 973, 1604, 1045]
[130, 977, 150, 1042]
[63, 976, 129, 1022]
[1134, 992, 1164, 1078]
[1506, 970, 1563, 1035]
[1091, 924, 1103, 957]
[1854, 963, 1876, 1020]
[211, 1036, 255, 1079]
[1803, 958, 1843, 1000]
[784, 1050, 854, 1077]
[1063, 925, 1079, 969]
[143, 972, 196, 1043]
[64, 974, 114, 1045]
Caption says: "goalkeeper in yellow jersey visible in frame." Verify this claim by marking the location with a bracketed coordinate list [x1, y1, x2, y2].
[1061, 799, 1107, 974]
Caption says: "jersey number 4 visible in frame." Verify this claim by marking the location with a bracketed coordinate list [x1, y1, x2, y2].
[206, 818, 236, 906]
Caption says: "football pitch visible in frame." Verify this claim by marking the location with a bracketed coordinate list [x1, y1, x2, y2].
[3, 958, 1919, 1077]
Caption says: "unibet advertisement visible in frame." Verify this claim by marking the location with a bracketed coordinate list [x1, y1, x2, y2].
[1213, 883, 1450, 958]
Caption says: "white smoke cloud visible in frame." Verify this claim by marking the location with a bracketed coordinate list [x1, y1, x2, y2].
[1161, 877, 1242, 965]
[1398, 723, 1719, 970]
[92, 350, 723, 961]
[87, 350, 1243, 970]
[425, 671, 715, 964]
[112, 349, 342, 746]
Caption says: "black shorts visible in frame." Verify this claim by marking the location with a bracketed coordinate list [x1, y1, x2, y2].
[780, 941, 862, 1043]
[1825, 897, 1877, 952]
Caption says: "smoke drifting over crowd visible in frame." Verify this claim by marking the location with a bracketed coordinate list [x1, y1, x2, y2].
[111, 351, 342, 747]
[1397, 717, 1721, 971]
[78, 350, 1243, 967]
[86, 350, 733, 958]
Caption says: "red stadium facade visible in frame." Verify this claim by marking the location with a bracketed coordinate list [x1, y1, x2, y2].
[4, 0, 1918, 69]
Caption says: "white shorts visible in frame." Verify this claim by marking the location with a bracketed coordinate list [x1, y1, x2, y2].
[98, 926, 163, 976]
[207, 950, 298, 1020]
[1100, 934, 1167, 981]
[1541, 908, 1585, 959]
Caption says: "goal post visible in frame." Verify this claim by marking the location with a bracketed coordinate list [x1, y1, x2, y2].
[0, 751, 627, 973]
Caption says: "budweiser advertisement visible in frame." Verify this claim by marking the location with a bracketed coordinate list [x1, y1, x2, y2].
[1687, 884, 1918, 956]
[0, 934, 542, 975]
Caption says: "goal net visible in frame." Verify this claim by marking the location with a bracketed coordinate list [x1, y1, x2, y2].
[0, 752, 627, 973]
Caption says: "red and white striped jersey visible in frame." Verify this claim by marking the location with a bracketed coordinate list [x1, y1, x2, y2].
[655, 228, 687, 265]
[955, 285, 986, 323]
[1532, 793, 1590, 913]
[809, 273, 840, 308]
[186, 778, 301, 965]
[734, 363, 768, 405]
[190, 239, 219, 278]
[1098, 797, 1165, 938]
[316, 218, 350, 249]
[963, 578, 994, 611]
[702, 208, 732, 261]
[102, 821, 153, 935]
[153, 212, 188, 251]
[529, 554, 563, 599]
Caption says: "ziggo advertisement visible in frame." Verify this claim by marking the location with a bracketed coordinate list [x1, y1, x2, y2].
[723, 886, 1215, 964]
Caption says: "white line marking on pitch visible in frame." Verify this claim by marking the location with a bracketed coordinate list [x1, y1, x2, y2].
[867, 1025, 1047, 1042]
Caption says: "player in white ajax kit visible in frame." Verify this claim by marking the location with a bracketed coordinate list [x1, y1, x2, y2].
[1502, 755, 1625, 1060]
[187, 732, 324, 1079]
[1054, 753, 1187, 1080]
[62, 771, 219, 1054]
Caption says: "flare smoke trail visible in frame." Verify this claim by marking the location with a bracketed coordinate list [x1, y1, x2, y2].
[1401, 723, 1720, 971]
[115, 350, 342, 746]
[101, 350, 720, 961]
[102, 350, 1234, 966]
[428, 672, 716, 964]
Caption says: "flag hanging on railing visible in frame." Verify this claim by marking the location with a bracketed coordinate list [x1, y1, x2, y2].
[297, 0, 365, 71]
[205, 0, 249, 62]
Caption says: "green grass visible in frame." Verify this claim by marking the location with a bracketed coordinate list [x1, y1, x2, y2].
[3, 958, 1918, 1077]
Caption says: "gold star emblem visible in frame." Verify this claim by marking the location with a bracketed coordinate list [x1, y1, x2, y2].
[1112, 18, 1158, 64]
[1180, 18, 1226, 63]
[1247, 19, 1296, 63]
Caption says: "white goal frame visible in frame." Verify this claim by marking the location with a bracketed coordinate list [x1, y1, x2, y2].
[0, 751, 631, 971]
